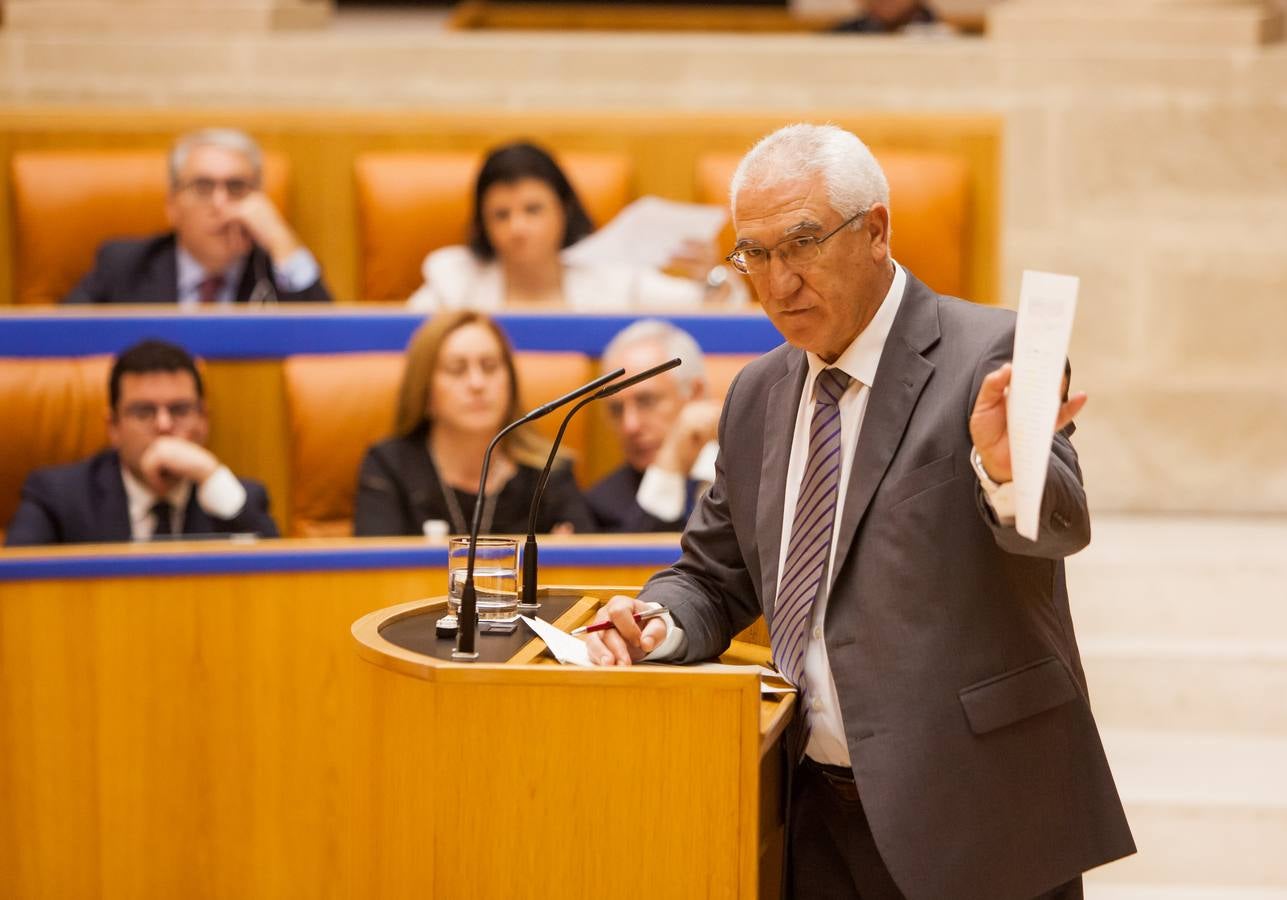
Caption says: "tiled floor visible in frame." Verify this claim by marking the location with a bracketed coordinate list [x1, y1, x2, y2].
[1071, 515, 1287, 897]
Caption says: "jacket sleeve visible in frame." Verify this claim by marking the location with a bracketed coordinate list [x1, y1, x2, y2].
[62, 243, 116, 304]
[352, 447, 414, 537]
[635, 370, 763, 663]
[223, 480, 280, 538]
[969, 329, 1091, 559]
[539, 465, 598, 534]
[5, 472, 63, 545]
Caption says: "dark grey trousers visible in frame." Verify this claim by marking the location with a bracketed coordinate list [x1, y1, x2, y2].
[789, 759, 1084, 900]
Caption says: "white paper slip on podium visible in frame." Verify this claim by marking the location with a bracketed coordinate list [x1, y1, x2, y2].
[1008, 270, 1079, 541]
[521, 615, 592, 666]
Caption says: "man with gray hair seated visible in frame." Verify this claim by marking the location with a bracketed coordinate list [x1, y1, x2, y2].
[586, 319, 720, 532]
[64, 127, 331, 305]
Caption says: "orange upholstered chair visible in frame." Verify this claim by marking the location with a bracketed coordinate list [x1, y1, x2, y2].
[11, 150, 290, 305]
[0, 355, 113, 538]
[695, 149, 971, 299]
[282, 349, 596, 537]
[353, 150, 634, 302]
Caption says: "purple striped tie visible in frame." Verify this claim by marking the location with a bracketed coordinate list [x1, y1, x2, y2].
[771, 367, 851, 690]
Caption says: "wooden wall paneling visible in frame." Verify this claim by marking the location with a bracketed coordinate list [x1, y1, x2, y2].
[202, 359, 293, 536]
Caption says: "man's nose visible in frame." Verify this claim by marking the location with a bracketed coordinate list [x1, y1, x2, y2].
[765, 252, 801, 299]
[154, 407, 175, 433]
[620, 405, 642, 435]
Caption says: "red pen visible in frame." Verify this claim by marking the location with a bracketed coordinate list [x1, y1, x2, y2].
[570, 606, 668, 636]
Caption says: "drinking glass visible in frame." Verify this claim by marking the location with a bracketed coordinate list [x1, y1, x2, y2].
[447, 536, 519, 621]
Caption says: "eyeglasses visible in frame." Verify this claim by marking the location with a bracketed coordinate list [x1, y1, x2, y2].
[725, 209, 868, 275]
[120, 401, 202, 424]
[176, 177, 256, 201]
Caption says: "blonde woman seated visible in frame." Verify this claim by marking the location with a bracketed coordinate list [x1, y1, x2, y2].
[407, 142, 737, 311]
[354, 310, 595, 537]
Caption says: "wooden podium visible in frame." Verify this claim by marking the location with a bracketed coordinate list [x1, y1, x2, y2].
[350, 585, 795, 900]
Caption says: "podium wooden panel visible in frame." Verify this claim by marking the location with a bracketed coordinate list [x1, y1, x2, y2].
[0, 537, 780, 898]
[350, 587, 794, 899]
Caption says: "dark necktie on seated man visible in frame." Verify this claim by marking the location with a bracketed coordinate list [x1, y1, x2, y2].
[151, 499, 175, 538]
[771, 367, 851, 693]
[198, 274, 225, 304]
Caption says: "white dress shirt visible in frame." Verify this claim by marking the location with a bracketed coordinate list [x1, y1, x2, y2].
[176, 245, 319, 306]
[634, 440, 719, 523]
[120, 463, 247, 540]
[407, 245, 728, 311]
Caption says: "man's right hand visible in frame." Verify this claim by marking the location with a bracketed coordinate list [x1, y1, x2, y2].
[651, 399, 720, 477]
[138, 436, 220, 495]
[227, 191, 302, 265]
[586, 595, 670, 667]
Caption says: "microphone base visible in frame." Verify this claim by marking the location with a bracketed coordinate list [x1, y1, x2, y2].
[450, 649, 480, 661]
[435, 614, 458, 638]
[516, 602, 542, 614]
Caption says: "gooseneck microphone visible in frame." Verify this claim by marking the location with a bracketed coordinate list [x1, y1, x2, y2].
[452, 367, 626, 660]
[519, 357, 682, 613]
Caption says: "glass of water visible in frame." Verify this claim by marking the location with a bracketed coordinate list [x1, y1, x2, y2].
[448, 536, 519, 621]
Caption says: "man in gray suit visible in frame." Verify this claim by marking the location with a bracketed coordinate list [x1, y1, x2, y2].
[586, 124, 1134, 899]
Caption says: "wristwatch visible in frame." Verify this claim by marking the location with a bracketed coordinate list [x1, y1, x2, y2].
[969, 445, 1003, 492]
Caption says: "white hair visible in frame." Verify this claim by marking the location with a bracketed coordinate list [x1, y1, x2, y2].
[729, 123, 890, 225]
[168, 128, 263, 188]
[601, 319, 706, 394]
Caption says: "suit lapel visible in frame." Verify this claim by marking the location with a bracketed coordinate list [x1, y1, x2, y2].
[830, 276, 941, 591]
[756, 351, 808, 626]
[92, 451, 134, 542]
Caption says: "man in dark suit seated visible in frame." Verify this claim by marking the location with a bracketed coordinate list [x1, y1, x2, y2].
[585, 319, 719, 532]
[6, 339, 279, 545]
[64, 128, 332, 305]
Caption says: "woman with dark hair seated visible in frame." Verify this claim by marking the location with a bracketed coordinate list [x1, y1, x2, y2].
[408, 141, 737, 310]
[353, 310, 595, 537]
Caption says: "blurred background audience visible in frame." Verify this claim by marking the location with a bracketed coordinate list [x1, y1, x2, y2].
[407, 141, 736, 311]
[64, 129, 332, 305]
[6, 339, 278, 545]
[353, 310, 594, 537]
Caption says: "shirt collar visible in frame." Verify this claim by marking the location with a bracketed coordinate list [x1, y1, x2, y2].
[120, 461, 192, 530]
[175, 244, 247, 303]
[805, 259, 907, 388]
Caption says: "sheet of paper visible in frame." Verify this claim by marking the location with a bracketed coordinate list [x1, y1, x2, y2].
[521, 615, 592, 666]
[1008, 270, 1079, 541]
[560, 195, 728, 269]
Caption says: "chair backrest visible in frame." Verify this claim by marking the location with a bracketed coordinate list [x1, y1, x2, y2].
[11, 149, 290, 305]
[0, 355, 113, 538]
[353, 150, 634, 302]
[283, 349, 596, 537]
[694, 148, 971, 298]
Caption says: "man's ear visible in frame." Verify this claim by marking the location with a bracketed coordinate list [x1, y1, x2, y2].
[106, 406, 121, 448]
[689, 378, 709, 402]
[866, 203, 891, 262]
[164, 190, 180, 230]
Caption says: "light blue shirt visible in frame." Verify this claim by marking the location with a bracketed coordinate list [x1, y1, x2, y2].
[175, 244, 319, 306]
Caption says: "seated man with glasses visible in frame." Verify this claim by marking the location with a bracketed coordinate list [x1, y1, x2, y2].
[63, 128, 332, 304]
[6, 339, 279, 545]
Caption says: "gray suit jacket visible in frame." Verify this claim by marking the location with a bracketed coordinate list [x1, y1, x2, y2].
[639, 272, 1134, 900]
